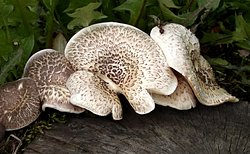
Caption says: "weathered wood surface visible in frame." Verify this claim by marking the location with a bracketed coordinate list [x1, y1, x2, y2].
[25, 101, 249, 154]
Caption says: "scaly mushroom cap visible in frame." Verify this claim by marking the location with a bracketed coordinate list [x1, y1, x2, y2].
[66, 70, 122, 120]
[0, 78, 41, 131]
[152, 73, 196, 110]
[65, 22, 177, 114]
[23, 49, 84, 113]
[150, 23, 239, 105]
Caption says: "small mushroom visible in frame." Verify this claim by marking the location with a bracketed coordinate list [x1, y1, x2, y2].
[23, 49, 85, 113]
[0, 78, 41, 154]
[66, 70, 122, 120]
[150, 23, 239, 105]
[0, 78, 41, 131]
[65, 22, 178, 114]
[152, 73, 196, 110]
[0, 78, 39, 154]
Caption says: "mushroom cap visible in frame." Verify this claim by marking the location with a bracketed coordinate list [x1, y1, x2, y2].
[66, 70, 122, 120]
[65, 22, 177, 114]
[23, 49, 85, 113]
[152, 73, 196, 110]
[0, 78, 41, 131]
[150, 23, 239, 106]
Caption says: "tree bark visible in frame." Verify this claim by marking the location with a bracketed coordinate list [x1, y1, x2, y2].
[24, 101, 249, 154]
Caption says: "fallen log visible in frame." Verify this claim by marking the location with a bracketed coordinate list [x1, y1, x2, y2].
[24, 101, 249, 154]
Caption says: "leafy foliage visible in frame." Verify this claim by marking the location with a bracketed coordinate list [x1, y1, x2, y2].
[0, 0, 249, 151]
[1, 0, 248, 96]
[67, 2, 107, 29]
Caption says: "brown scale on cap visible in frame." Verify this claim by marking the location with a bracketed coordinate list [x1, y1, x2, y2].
[95, 51, 139, 88]
[65, 22, 178, 115]
[23, 49, 85, 113]
[0, 78, 41, 131]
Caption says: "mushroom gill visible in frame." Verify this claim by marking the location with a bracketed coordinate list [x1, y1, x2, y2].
[22, 49, 85, 113]
[65, 22, 177, 114]
[66, 70, 122, 120]
[150, 23, 239, 106]
[152, 73, 196, 110]
[0, 78, 41, 131]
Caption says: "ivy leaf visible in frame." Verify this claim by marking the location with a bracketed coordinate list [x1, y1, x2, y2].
[114, 0, 145, 25]
[67, 2, 107, 29]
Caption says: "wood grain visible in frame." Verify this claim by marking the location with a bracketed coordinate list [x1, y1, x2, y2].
[24, 101, 249, 154]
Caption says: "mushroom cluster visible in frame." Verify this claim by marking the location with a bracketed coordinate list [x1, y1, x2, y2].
[0, 22, 238, 142]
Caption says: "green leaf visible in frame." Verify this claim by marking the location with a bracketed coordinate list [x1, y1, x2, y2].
[209, 58, 230, 66]
[160, 6, 185, 22]
[157, 0, 180, 9]
[6, 0, 38, 26]
[233, 15, 250, 41]
[0, 0, 14, 28]
[64, 0, 96, 13]
[157, 0, 198, 26]
[200, 32, 233, 45]
[42, 0, 58, 13]
[236, 41, 250, 51]
[114, 0, 146, 25]
[101, 0, 117, 20]
[67, 2, 107, 29]
[0, 29, 13, 60]
[178, 8, 203, 26]
[42, 0, 59, 48]
[20, 35, 35, 66]
[197, 0, 220, 11]
[0, 48, 23, 85]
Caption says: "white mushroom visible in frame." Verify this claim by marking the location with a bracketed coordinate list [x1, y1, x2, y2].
[0, 78, 41, 131]
[152, 73, 196, 110]
[65, 22, 178, 114]
[66, 70, 122, 120]
[150, 23, 239, 105]
[22, 49, 85, 113]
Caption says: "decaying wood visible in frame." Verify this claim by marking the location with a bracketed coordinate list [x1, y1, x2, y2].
[24, 101, 249, 154]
